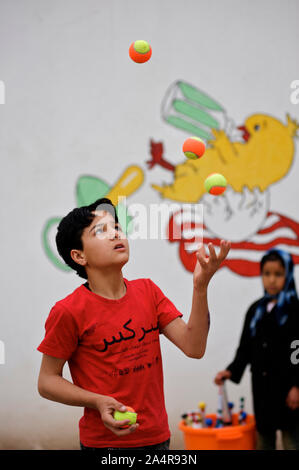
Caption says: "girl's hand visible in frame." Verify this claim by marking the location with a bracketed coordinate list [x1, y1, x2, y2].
[193, 240, 231, 291]
[214, 370, 232, 385]
[286, 386, 299, 410]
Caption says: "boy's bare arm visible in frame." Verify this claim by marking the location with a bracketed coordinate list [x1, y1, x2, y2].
[38, 354, 101, 408]
[162, 240, 231, 359]
[161, 288, 209, 359]
[38, 354, 139, 436]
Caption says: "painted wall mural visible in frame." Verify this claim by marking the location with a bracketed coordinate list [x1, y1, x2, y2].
[147, 80, 299, 276]
[41, 79, 299, 278]
[42, 166, 144, 271]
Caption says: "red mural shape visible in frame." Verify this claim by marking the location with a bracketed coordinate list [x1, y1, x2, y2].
[167, 210, 299, 277]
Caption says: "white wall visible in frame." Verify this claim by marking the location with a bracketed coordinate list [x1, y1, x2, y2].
[0, 0, 298, 449]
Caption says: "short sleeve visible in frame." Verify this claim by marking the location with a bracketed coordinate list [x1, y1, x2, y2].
[149, 279, 183, 331]
[37, 303, 79, 360]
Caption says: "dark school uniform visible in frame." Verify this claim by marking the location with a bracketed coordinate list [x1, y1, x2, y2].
[226, 297, 299, 433]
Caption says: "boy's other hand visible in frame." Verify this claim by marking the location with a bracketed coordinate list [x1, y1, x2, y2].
[95, 396, 139, 436]
[214, 370, 232, 385]
[193, 240, 231, 291]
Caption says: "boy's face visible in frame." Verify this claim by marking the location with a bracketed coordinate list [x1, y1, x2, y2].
[71, 210, 129, 272]
[261, 260, 286, 296]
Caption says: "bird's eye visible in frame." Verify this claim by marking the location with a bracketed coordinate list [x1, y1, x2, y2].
[254, 124, 260, 131]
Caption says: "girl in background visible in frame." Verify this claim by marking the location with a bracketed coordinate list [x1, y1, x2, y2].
[215, 248, 299, 450]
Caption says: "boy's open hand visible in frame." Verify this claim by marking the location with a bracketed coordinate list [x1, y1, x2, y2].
[193, 240, 231, 291]
[95, 396, 139, 436]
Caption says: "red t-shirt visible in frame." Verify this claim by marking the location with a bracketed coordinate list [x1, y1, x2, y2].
[37, 278, 183, 448]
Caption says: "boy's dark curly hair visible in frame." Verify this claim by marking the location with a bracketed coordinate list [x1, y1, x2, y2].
[56, 198, 118, 279]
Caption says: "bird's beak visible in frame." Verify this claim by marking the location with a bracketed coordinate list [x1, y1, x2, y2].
[237, 126, 250, 142]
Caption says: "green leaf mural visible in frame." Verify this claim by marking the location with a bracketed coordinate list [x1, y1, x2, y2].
[42, 175, 135, 272]
[76, 175, 110, 206]
[162, 80, 226, 139]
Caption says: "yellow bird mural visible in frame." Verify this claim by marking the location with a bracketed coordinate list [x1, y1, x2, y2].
[149, 114, 299, 203]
